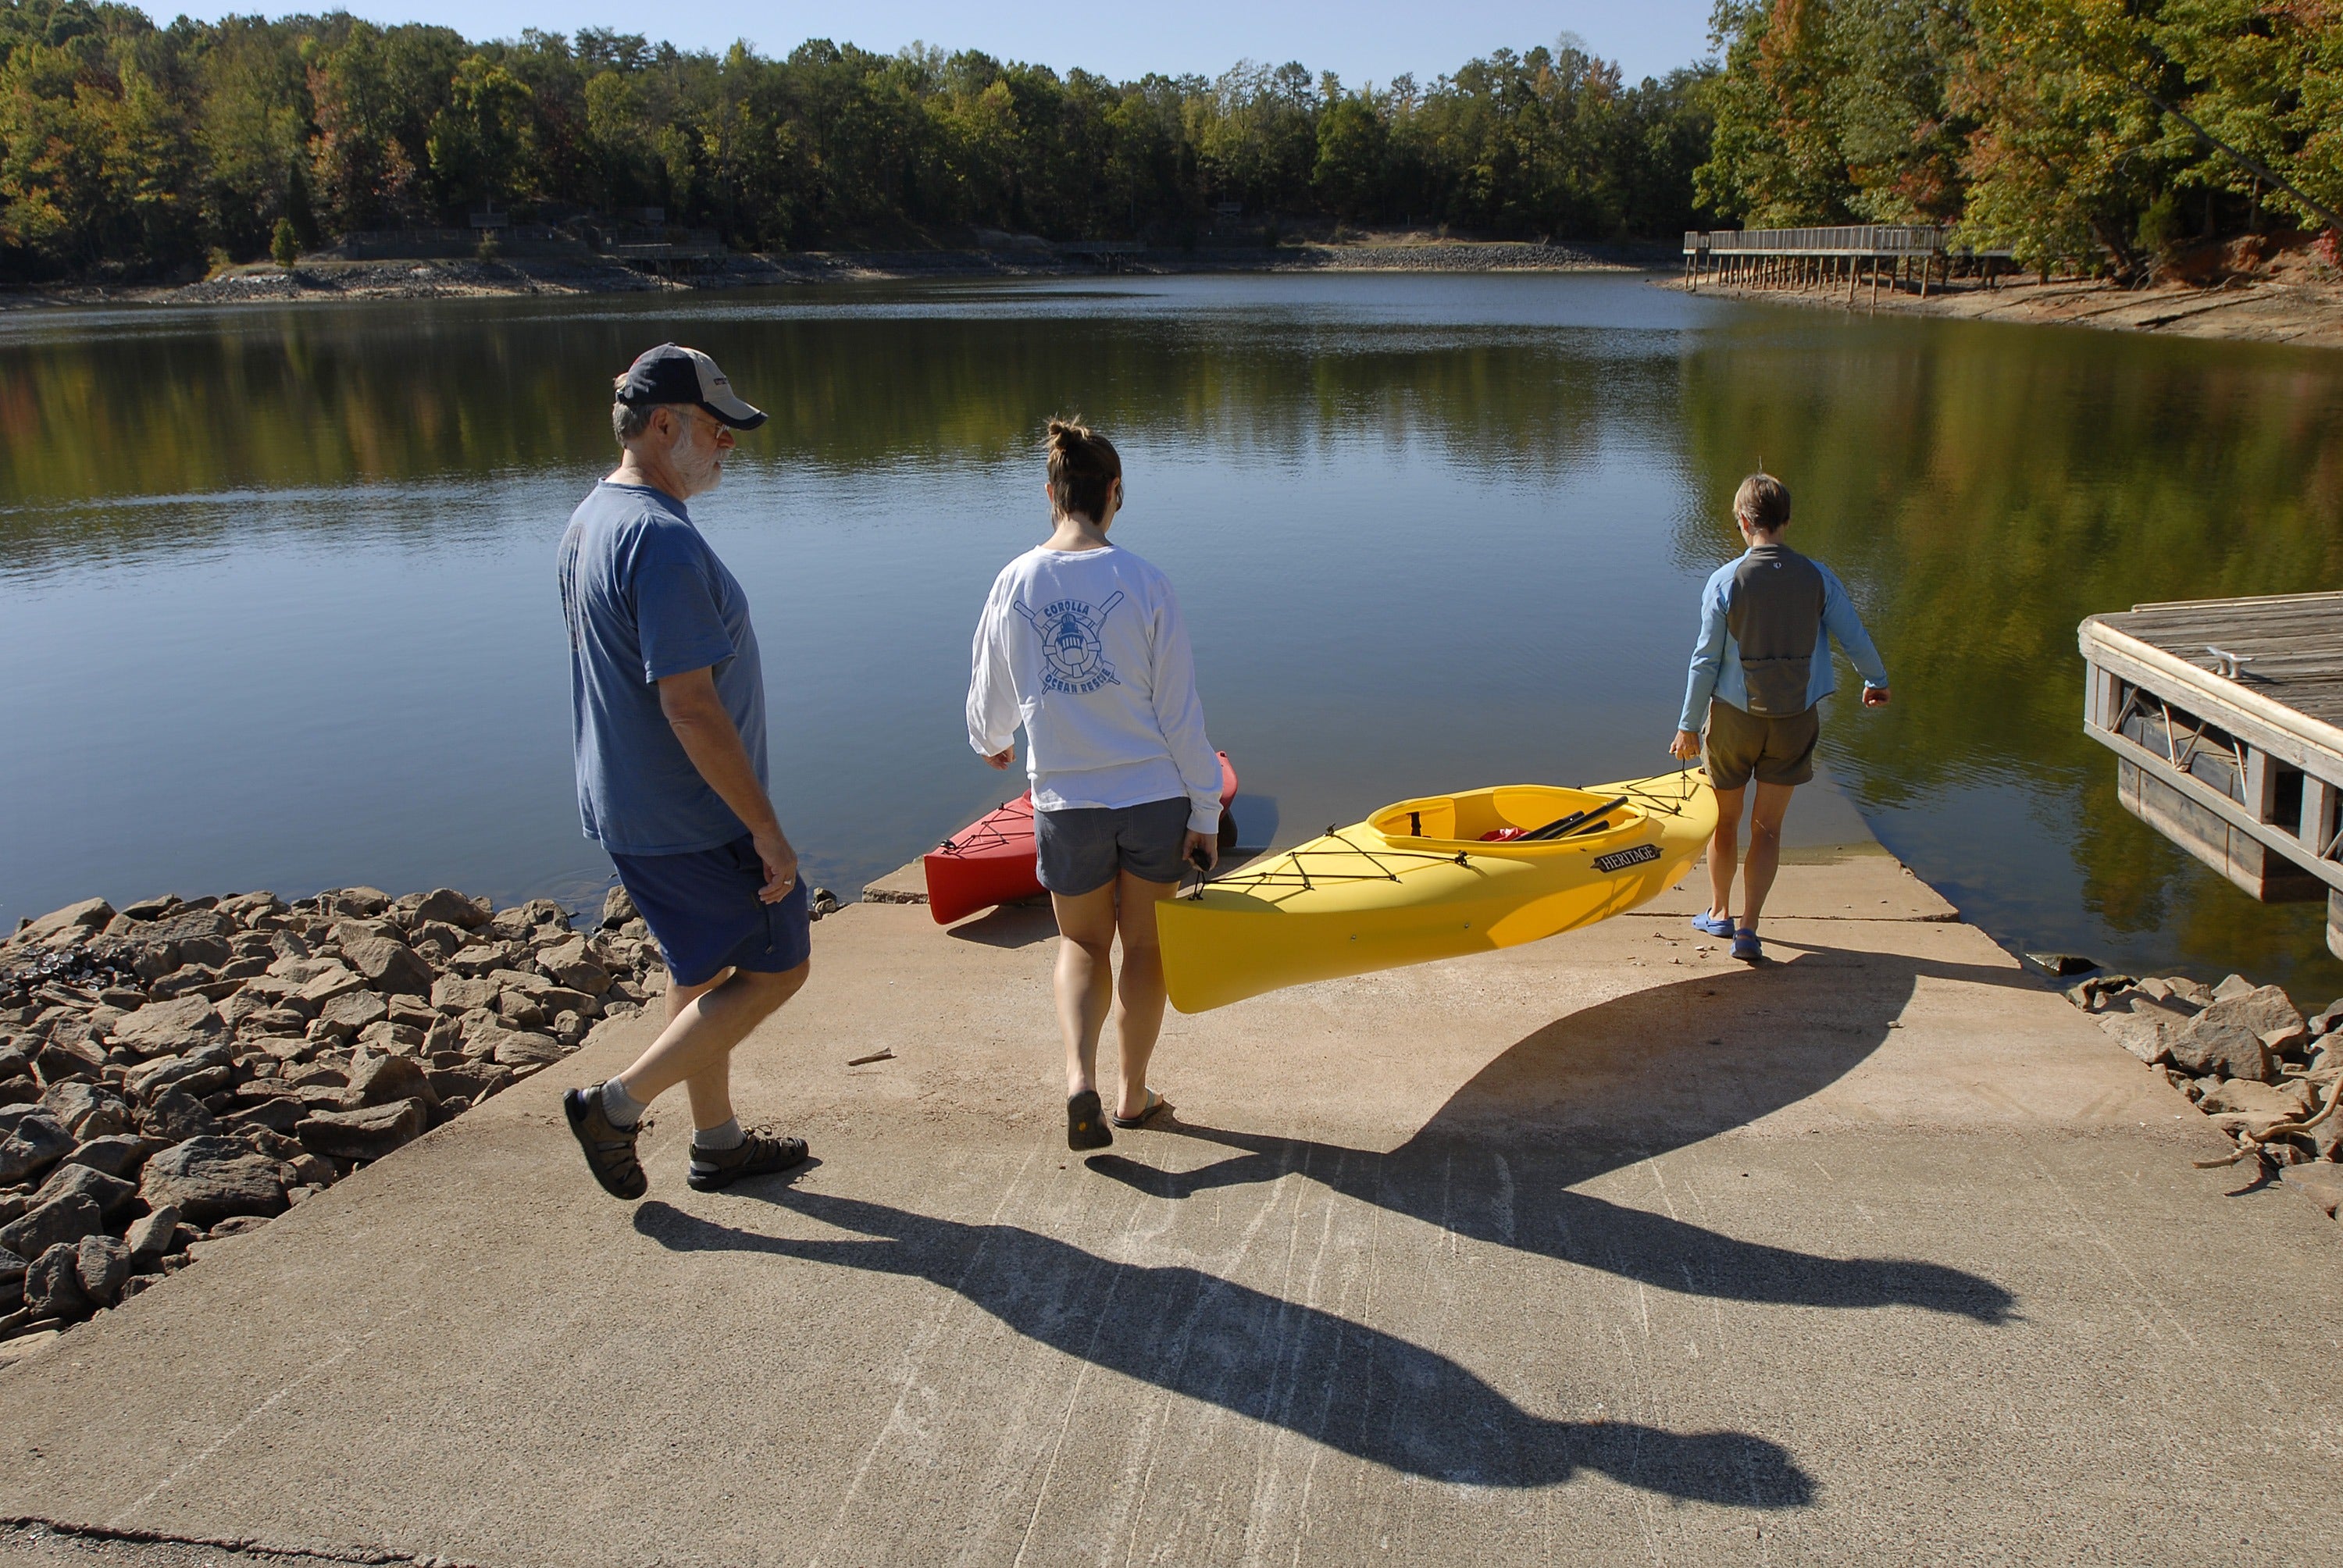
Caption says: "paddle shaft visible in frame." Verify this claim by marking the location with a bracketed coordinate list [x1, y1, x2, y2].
[1521, 795, 1629, 841]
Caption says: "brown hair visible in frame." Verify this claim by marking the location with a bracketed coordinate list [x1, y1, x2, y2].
[1733, 472, 1791, 533]
[1045, 415, 1122, 523]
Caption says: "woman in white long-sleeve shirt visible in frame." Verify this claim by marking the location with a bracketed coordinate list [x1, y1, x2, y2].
[968, 418, 1222, 1151]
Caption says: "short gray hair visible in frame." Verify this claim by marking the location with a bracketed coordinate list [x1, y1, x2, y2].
[613, 400, 679, 444]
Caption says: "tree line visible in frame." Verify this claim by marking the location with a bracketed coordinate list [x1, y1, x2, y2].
[0, 0, 1714, 279]
[1697, 0, 2342, 276]
[5, 0, 2332, 284]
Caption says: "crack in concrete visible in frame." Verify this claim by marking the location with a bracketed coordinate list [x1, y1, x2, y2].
[1, 1518, 490, 1568]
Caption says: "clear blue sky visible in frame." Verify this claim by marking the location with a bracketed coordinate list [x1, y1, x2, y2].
[158, 0, 1719, 86]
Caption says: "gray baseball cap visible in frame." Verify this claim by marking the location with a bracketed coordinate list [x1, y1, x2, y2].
[614, 343, 767, 429]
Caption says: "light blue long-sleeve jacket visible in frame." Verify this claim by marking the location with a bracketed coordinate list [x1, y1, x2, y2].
[1676, 551, 1889, 733]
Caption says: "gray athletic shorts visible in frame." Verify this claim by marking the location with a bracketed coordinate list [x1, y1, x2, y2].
[1034, 796, 1191, 895]
[1703, 697, 1821, 789]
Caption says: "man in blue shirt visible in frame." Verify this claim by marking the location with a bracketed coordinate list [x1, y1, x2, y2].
[1669, 473, 1891, 963]
[558, 343, 811, 1199]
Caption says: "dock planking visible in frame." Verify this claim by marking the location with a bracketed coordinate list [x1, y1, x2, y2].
[2080, 591, 2343, 956]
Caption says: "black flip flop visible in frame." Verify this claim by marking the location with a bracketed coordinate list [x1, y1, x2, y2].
[1067, 1089, 1112, 1150]
[1110, 1092, 1173, 1131]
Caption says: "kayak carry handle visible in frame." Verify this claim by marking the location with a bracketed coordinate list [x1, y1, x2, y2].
[1409, 811, 1422, 836]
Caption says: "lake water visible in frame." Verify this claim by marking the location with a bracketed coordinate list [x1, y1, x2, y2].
[4, 273, 2341, 996]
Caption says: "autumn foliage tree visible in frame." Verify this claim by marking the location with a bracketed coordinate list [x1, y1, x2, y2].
[1698, 0, 2343, 275]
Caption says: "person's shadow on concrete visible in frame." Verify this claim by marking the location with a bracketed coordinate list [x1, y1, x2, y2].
[633, 1192, 1814, 1506]
[1089, 946, 2027, 1323]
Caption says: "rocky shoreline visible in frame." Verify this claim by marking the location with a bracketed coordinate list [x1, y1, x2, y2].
[2057, 963, 2343, 1213]
[0, 881, 819, 1366]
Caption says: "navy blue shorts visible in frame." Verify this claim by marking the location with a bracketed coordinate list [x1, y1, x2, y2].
[608, 835, 811, 989]
[1034, 796, 1191, 896]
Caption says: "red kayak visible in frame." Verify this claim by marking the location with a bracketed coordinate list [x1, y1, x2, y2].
[925, 753, 1239, 925]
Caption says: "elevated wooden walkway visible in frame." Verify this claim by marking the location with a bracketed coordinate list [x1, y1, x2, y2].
[1682, 224, 2013, 301]
[2080, 592, 2343, 955]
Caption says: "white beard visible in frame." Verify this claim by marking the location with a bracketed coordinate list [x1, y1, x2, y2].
[672, 418, 722, 494]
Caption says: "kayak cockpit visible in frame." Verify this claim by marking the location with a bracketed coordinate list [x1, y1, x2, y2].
[1370, 785, 1644, 848]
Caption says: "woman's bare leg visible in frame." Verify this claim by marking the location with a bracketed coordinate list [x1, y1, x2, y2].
[1050, 883, 1118, 1099]
[1706, 784, 1746, 924]
[1108, 871, 1178, 1120]
[1739, 782, 1796, 933]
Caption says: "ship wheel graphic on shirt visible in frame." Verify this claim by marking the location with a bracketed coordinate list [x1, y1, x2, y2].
[1015, 590, 1125, 694]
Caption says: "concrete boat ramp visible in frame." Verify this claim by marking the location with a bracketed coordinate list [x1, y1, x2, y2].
[3, 842, 2340, 1566]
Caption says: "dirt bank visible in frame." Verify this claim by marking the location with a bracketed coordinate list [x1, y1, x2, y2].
[0, 239, 1664, 311]
[1677, 251, 2343, 350]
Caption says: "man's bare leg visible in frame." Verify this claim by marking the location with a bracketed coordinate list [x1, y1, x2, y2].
[1050, 884, 1118, 1099]
[612, 961, 809, 1132]
[1739, 782, 1796, 934]
[1706, 784, 1746, 925]
[1107, 871, 1177, 1121]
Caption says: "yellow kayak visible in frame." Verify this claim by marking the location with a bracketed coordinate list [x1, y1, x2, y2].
[1157, 769, 1717, 1013]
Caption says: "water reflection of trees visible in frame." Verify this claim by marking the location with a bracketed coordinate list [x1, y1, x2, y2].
[0, 296, 1663, 544]
[1678, 317, 2343, 987]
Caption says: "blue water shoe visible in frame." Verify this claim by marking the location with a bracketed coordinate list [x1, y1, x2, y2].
[1691, 911, 1735, 938]
[1731, 928, 1763, 963]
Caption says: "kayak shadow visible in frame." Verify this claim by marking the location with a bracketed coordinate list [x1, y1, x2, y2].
[1090, 946, 2026, 1323]
[1225, 791, 1278, 851]
[633, 1194, 1813, 1504]
[941, 900, 1057, 950]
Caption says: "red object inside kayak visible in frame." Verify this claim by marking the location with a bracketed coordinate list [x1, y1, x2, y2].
[924, 752, 1239, 925]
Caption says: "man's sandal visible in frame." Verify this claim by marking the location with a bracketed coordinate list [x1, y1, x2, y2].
[688, 1128, 809, 1192]
[564, 1084, 648, 1201]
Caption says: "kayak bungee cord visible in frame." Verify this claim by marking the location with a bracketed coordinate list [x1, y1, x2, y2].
[1176, 767, 1710, 903]
[1178, 832, 1480, 900]
[933, 801, 1028, 856]
[1182, 808, 1664, 903]
[1154, 769, 1719, 1012]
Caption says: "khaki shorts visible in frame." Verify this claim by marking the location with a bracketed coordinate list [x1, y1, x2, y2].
[1703, 698, 1819, 790]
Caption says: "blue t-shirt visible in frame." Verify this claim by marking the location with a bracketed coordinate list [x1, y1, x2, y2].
[558, 482, 768, 856]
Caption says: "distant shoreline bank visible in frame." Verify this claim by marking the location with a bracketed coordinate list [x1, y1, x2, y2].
[0, 241, 1667, 312]
[1669, 268, 2343, 351]
[10, 242, 2336, 350]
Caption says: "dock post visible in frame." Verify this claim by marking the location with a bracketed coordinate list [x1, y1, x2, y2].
[2303, 777, 2337, 862]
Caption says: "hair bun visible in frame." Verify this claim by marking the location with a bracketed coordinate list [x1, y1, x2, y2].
[1042, 413, 1120, 523]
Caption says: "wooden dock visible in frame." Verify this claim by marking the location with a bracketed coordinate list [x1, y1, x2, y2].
[2079, 592, 2343, 956]
[1682, 224, 2013, 301]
